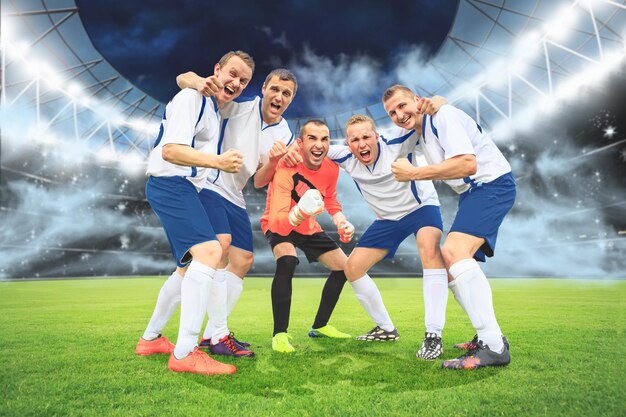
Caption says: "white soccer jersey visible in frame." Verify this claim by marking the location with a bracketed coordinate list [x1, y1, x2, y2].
[146, 88, 220, 189]
[203, 96, 293, 208]
[328, 133, 439, 221]
[416, 105, 512, 194]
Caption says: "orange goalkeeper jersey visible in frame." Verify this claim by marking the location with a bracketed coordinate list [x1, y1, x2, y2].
[261, 158, 342, 236]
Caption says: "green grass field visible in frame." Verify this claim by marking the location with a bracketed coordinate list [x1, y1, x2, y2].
[1, 277, 624, 417]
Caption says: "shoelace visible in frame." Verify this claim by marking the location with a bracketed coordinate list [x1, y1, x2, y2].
[224, 337, 241, 353]
[425, 337, 440, 350]
[459, 341, 484, 359]
[466, 335, 479, 349]
[229, 332, 243, 346]
[370, 326, 383, 334]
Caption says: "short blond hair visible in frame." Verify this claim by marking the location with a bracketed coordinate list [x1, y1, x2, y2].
[382, 84, 415, 103]
[345, 114, 377, 133]
[219, 50, 255, 74]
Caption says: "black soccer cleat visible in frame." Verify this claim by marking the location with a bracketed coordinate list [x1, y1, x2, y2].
[453, 334, 510, 351]
[442, 340, 510, 370]
[356, 326, 400, 341]
[416, 332, 443, 360]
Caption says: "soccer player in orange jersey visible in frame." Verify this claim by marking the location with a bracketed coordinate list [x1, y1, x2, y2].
[260, 120, 354, 352]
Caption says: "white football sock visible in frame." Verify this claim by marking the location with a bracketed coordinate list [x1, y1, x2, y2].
[449, 258, 504, 352]
[202, 269, 240, 341]
[143, 271, 183, 340]
[173, 261, 214, 359]
[225, 270, 244, 316]
[350, 274, 394, 332]
[423, 269, 448, 336]
[208, 269, 229, 343]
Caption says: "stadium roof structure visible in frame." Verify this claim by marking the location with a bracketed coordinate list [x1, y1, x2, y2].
[2, 0, 625, 159]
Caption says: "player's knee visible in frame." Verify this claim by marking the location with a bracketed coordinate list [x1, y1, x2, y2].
[343, 259, 363, 282]
[237, 251, 254, 273]
[218, 235, 232, 255]
[441, 243, 463, 267]
[190, 240, 222, 267]
[418, 241, 439, 264]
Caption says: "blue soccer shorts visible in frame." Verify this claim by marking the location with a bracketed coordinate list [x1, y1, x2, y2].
[356, 204, 443, 259]
[146, 176, 217, 267]
[198, 188, 254, 253]
[450, 172, 516, 262]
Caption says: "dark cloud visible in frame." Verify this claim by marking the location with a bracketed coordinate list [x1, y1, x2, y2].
[77, 0, 455, 116]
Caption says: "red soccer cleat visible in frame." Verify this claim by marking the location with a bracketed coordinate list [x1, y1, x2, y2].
[168, 347, 236, 375]
[135, 335, 175, 356]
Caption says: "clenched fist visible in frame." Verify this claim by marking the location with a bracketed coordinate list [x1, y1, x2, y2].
[391, 158, 415, 182]
[196, 75, 223, 97]
[268, 141, 289, 163]
[217, 148, 244, 173]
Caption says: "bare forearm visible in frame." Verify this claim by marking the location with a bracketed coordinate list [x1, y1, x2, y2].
[176, 71, 202, 90]
[254, 160, 279, 188]
[162, 144, 220, 168]
[411, 156, 476, 181]
[332, 212, 347, 228]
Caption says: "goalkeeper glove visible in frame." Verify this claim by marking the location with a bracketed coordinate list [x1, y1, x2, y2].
[338, 220, 355, 243]
[288, 189, 325, 227]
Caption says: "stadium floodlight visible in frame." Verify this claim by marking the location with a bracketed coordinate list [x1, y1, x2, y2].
[79, 96, 92, 108]
[25, 59, 43, 76]
[543, 5, 578, 41]
[44, 72, 64, 90]
[66, 81, 83, 97]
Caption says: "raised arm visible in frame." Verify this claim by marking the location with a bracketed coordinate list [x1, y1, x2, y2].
[254, 141, 302, 188]
[162, 145, 243, 173]
[391, 154, 476, 182]
[176, 71, 223, 97]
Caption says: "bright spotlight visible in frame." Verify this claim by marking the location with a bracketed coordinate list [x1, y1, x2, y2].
[67, 82, 83, 97]
[79, 96, 92, 108]
[544, 6, 578, 41]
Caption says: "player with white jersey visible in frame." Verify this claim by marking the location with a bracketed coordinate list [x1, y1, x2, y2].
[135, 51, 254, 375]
[175, 69, 300, 354]
[384, 84, 516, 370]
[327, 111, 450, 358]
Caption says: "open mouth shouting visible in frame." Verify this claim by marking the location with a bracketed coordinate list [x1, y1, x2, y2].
[310, 148, 325, 162]
[358, 149, 372, 163]
[270, 101, 282, 113]
[223, 84, 236, 97]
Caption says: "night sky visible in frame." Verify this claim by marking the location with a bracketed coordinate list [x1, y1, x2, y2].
[77, 0, 456, 117]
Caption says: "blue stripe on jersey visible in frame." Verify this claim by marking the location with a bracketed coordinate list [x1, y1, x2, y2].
[476, 123, 482, 133]
[429, 115, 439, 138]
[263, 120, 282, 130]
[196, 97, 207, 127]
[191, 135, 197, 177]
[286, 133, 295, 146]
[367, 142, 382, 172]
[210, 96, 218, 113]
[212, 118, 229, 184]
[353, 180, 363, 195]
[407, 153, 422, 204]
[381, 129, 414, 145]
[153, 123, 165, 148]
[332, 152, 353, 164]
[152, 107, 168, 148]
[189, 97, 207, 178]
[421, 115, 428, 142]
